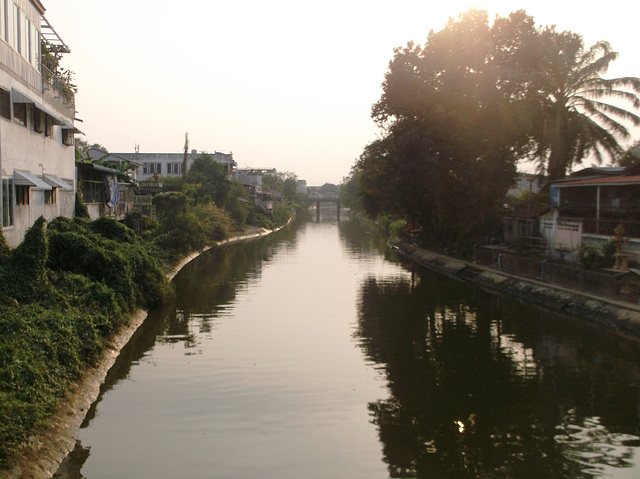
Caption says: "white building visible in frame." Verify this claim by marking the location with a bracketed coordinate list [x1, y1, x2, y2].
[506, 172, 543, 198]
[114, 150, 236, 181]
[1, 0, 79, 247]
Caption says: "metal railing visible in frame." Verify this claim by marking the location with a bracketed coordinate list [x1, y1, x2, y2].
[41, 64, 75, 105]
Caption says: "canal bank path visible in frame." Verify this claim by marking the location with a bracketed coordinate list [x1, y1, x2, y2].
[389, 237, 640, 339]
[2, 224, 290, 479]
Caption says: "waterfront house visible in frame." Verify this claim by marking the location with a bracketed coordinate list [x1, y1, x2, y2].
[236, 168, 274, 214]
[1, 0, 80, 247]
[540, 164, 640, 263]
[76, 148, 144, 221]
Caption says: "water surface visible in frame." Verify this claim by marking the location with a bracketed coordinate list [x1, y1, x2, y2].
[55, 213, 640, 478]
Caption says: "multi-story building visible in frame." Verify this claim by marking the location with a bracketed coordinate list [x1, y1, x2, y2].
[1, 0, 79, 247]
[114, 149, 236, 182]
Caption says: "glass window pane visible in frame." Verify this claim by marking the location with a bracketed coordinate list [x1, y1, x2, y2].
[8, 2, 17, 50]
[0, 0, 6, 42]
[2, 178, 14, 227]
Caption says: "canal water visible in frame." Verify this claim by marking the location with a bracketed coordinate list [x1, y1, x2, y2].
[55, 212, 640, 479]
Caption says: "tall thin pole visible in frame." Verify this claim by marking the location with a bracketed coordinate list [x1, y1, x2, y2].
[182, 131, 189, 180]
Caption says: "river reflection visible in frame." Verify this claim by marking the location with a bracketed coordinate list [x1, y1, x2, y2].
[354, 269, 640, 478]
[54, 215, 640, 479]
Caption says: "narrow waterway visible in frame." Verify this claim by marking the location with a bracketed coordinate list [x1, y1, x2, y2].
[55, 211, 640, 479]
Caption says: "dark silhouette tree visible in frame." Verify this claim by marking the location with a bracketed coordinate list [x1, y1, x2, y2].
[358, 10, 535, 250]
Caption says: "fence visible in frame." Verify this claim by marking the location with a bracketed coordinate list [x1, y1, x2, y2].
[478, 247, 631, 301]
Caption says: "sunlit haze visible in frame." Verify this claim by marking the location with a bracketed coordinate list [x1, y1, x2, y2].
[46, 1, 639, 185]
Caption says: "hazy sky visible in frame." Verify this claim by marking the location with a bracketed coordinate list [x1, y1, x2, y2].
[45, 1, 639, 185]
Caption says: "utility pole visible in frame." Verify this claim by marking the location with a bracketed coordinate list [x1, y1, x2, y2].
[182, 132, 189, 180]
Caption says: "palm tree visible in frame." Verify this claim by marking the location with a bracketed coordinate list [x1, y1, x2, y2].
[531, 30, 640, 179]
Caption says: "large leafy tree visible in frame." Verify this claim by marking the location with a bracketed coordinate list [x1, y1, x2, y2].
[358, 10, 535, 247]
[185, 153, 230, 206]
[530, 31, 640, 179]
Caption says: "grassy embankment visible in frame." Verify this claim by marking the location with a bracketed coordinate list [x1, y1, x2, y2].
[0, 199, 297, 468]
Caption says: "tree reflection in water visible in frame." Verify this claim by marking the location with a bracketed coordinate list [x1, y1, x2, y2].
[354, 272, 640, 478]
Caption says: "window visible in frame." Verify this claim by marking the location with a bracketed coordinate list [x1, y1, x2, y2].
[143, 163, 149, 174]
[33, 107, 44, 133]
[8, 2, 17, 51]
[26, 103, 34, 130]
[29, 19, 38, 67]
[44, 187, 56, 205]
[2, 178, 14, 227]
[0, 88, 10, 120]
[171, 162, 182, 175]
[82, 180, 103, 204]
[147, 163, 163, 175]
[45, 114, 54, 137]
[0, 0, 5, 43]
[15, 185, 29, 205]
[62, 128, 73, 146]
[13, 101, 25, 126]
[19, 10, 27, 57]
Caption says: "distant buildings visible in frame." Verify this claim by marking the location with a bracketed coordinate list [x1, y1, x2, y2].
[113, 150, 236, 182]
[1, 1, 80, 247]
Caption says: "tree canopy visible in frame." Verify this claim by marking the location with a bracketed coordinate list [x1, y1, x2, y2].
[529, 31, 640, 178]
[185, 153, 230, 206]
[353, 9, 640, 251]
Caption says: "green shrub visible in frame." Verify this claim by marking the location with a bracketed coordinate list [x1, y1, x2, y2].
[272, 204, 294, 227]
[0, 230, 9, 265]
[90, 217, 137, 244]
[0, 302, 120, 467]
[5, 217, 49, 301]
[192, 203, 232, 242]
[74, 192, 90, 219]
[388, 219, 406, 239]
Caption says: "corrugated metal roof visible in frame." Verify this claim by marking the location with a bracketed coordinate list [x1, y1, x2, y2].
[43, 175, 74, 191]
[554, 175, 640, 187]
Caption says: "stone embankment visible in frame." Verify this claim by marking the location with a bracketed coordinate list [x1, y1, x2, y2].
[2, 225, 285, 479]
[389, 238, 640, 338]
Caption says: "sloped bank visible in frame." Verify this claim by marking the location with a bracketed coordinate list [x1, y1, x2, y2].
[2, 224, 288, 479]
[388, 238, 640, 338]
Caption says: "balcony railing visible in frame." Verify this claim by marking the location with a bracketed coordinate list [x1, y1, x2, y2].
[41, 64, 75, 106]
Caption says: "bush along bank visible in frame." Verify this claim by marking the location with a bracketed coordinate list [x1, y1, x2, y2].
[0, 194, 303, 469]
[0, 216, 173, 468]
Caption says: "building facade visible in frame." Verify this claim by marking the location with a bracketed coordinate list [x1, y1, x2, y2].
[0, 0, 78, 247]
[114, 150, 236, 182]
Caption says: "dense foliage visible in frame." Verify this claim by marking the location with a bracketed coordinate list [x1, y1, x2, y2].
[0, 217, 171, 466]
[351, 9, 640, 254]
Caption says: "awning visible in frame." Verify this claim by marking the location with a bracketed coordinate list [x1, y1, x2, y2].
[11, 89, 35, 104]
[43, 174, 74, 191]
[76, 162, 120, 174]
[13, 170, 52, 190]
[11, 88, 83, 134]
[59, 119, 84, 135]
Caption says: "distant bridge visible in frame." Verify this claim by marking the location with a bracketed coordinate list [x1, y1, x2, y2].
[303, 194, 341, 221]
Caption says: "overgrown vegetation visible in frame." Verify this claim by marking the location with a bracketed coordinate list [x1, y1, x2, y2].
[0, 217, 171, 466]
[0, 152, 301, 467]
